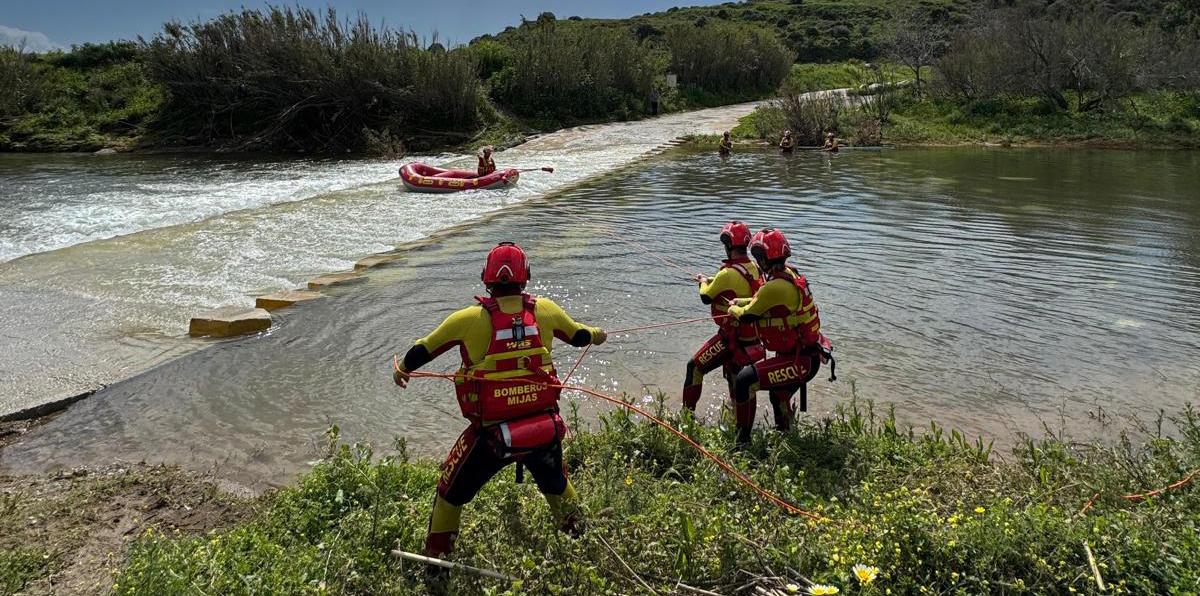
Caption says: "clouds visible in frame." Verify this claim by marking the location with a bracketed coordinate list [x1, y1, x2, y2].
[0, 24, 62, 53]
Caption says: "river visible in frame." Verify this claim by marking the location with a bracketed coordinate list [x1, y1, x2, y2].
[2, 134, 1199, 488]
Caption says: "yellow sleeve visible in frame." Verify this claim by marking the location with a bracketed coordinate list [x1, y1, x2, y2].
[699, 268, 742, 311]
[414, 305, 489, 362]
[535, 298, 601, 348]
[728, 279, 797, 320]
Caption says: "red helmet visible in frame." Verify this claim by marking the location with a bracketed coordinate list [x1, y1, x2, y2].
[750, 228, 791, 263]
[481, 242, 530, 285]
[719, 220, 752, 248]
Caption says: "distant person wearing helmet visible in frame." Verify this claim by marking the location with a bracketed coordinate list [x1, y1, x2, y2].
[719, 131, 733, 157]
[477, 146, 497, 176]
[392, 242, 607, 575]
[726, 229, 834, 445]
[682, 221, 765, 414]
[822, 132, 839, 153]
[779, 130, 795, 154]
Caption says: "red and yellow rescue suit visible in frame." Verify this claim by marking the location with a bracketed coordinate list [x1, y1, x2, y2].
[727, 266, 833, 443]
[395, 293, 603, 557]
[682, 257, 765, 411]
[477, 154, 496, 176]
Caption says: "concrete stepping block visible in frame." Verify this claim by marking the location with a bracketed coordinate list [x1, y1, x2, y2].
[307, 272, 366, 290]
[255, 290, 323, 311]
[189, 306, 272, 337]
[354, 254, 401, 270]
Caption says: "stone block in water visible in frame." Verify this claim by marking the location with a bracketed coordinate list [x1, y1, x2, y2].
[354, 254, 401, 270]
[307, 272, 366, 289]
[255, 290, 323, 311]
[189, 306, 272, 337]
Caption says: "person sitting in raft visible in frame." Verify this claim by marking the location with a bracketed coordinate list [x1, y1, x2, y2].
[779, 130, 795, 154]
[392, 241, 607, 581]
[477, 145, 497, 176]
[682, 221, 765, 415]
[719, 131, 733, 156]
[822, 132, 839, 153]
[725, 229, 834, 446]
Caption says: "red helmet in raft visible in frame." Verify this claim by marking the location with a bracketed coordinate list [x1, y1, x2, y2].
[719, 220, 753, 248]
[750, 228, 791, 263]
[481, 242, 531, 285]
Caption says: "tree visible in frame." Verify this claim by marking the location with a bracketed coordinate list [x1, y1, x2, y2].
[881, 2, 949, 97]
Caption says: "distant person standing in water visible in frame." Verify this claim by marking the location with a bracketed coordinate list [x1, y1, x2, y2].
[779, 130, 795, 154]
[477, 146, 497, 176]
[822, 132, 839, 153]
[719, 131, 733, 156]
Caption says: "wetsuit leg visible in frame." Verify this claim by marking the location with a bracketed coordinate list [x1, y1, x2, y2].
[732, 365, 760, 445]
[425, 425, 508, 557]
[755, 352, 820, 432]
[521, 440, 581, 535]
[682, 333, 732, 411]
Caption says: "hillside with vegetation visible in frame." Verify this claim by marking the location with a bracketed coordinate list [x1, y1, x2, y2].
[0, 7, 792, 154]
[2, 0, 1199, 153]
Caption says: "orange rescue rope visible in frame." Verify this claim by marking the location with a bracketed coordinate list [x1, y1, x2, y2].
[1079, 467, 1200, 515]
[393, 355, 822, 521]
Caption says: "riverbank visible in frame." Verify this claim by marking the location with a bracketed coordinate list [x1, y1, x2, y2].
[3, 400, 1196, 594]
[726, 90, 1200, 150]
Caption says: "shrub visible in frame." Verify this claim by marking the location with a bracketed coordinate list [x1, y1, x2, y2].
[142, 6, 483, 153]
[488, 17, 656, 121]
[665, 21, 792, 98]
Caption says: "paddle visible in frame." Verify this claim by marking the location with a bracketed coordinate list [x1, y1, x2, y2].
[516, 166, 555, 173]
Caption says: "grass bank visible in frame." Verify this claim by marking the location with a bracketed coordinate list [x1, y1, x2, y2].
[7, 399, 1194, 594]
[885, 93, 1200, 148]
[729, 61, 1200, 149]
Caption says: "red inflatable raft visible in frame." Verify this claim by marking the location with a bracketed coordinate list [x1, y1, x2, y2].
[399, 162, 519, 193]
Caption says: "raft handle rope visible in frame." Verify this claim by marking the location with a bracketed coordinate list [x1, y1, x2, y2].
[393, 354, 822, 521]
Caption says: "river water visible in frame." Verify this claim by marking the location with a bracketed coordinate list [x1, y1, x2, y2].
[0, 104, 754, 415]
[3, 140, 1199, 487]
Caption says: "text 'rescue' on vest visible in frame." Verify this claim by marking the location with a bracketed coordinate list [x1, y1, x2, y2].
[454, 294, 561, 425]
[755, 267, 822, 354]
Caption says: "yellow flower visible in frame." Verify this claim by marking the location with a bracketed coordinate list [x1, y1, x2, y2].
[786, 584, 801, 594]
[624, 474, 633, 487]
[810, 585, 840, 595]
[853, 564, 879, 584]
[974, 506, 986, 514]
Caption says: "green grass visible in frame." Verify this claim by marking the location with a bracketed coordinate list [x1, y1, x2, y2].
[886, 92, 1200, 147]
[112, 399, 1200, 594]
[784, 61, 919, 93]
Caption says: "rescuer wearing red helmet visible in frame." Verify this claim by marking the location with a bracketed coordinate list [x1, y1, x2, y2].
[726, 228, 834, 445]
[681, 221, 765, 414]
[393, 241, 607, 573]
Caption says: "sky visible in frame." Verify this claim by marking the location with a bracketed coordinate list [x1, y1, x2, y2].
[1, 0, 724, 51]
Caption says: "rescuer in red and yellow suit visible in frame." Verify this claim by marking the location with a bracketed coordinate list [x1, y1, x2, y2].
[392, 242, 607, 568]
[681, 221, 765, 413]
[727, 228, 834, 445]
[477, 146, 497, 176]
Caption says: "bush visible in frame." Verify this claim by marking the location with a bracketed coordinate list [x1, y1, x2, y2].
[488, 17, 656, 121]
[0, 47, 42, 119]
[143, 6, 483, 153]
[775, 90, 843, 145]
[665, 21, 793, 99]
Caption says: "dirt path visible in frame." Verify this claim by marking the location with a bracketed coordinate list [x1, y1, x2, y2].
[0, 462, 252, 595]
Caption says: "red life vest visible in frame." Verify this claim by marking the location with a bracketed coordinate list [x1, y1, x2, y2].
[478, 156, 496, 176]
[713, 257, 763, 341]
[453, 294, 561, 425]
[755, 267, 822, 354]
